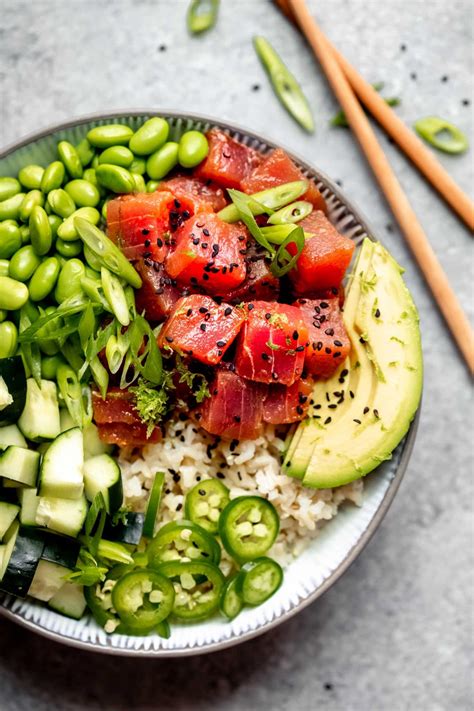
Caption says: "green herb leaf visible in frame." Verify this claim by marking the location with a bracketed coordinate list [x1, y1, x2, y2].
[130, 378, 171, 436]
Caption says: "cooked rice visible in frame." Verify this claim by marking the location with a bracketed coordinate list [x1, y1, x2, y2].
[118, 417, 363, 569]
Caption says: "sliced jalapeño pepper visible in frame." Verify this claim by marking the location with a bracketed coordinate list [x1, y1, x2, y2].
[84, 579, 128, 635]
[184, 479, 230, 535]
[111, 569, 175, 632]
[156, 560, 224, 621]
[219, 496, 279, 562]
[147, 520, 221, 567]
[219, 575, 244, 620]
[237, 557, 283, 606]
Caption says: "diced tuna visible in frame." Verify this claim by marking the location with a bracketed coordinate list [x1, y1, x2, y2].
[134, 259, 181, 323]
[241, 148, 326, 212]
[263, 378, 313, 424]
[165, 212, 247, 294]
[107, 191, 175, 261]
[195, 368, 265, 440]
[234, 302, 308, 386]
[157, 176, 227, 214]
[92, 387, 161, 445]
[194, 129, 263, 190]
[158, 295, 246, 366]
[289, 211, 355, 294]
[295, 297, 351, 378]
[97, 423, 161, 446]
[224, 257, 280, 303]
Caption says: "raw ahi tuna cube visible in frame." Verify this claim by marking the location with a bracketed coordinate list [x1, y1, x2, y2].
[290, 211, 355, 294]
[234, 302, 308, 386]
[241, 148, 326, 212]
[135, 259, 181, 323]
[157, 176, 227, 214]
[295, 297, 351, 378]
[194, 129, 263, 190]
[262, 378, 313, 424]
[92, 387, 161, 445]
[195, 369, 265, 440]
[224, 257, 280, 303]
[165, 212, 247, 294]
[158, 295, 246, 366]
[107, 191, 175, 261]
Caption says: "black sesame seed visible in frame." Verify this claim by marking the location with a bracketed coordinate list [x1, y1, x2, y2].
[328, 404, 337, 409]
[216, 340, 226, 348]
[363, 407, 370, 414]
[252, 83, 260, 91]
[325, 328, 334, 336]
[296, 405, 304, 415]
[186, 309, 193, 317]
[141, 228, 150, 235]
[293, 330, 299, 340]
[374, 308, 381, 318]
[202, 228, 210, 237]
[349, 391, 355, 399]
[320, 302, 329, 309]
[165, 336, 174, 343]
[324, 417, 332, 425]
[199, 307, 208, 314]
[462, 98, 470, 106]
[143, 251, 152, 259]
[295, 345, 305, 352]
[265, 313, 271, 320]
[201, 243, 208, 249]
[353, 419, 361, 424]
[410, 72, 417, 80]
[261, 353, 269, 361]
[333, 352, 341, 358]
[374, 409, 380, 418]
[234, 416, 241, 423]
[325, 347, 332, 354]
[200, 323, 207, 332]
[248, 303, 254, 310]
[334, 340, 343, 347]
[202, 273, 209, 281]
[224, 307, 232, 316]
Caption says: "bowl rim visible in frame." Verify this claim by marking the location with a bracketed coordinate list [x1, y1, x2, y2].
[0, 109, 421, 657]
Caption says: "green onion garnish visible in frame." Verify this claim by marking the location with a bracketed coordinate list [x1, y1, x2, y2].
[414, 116, 469, 154]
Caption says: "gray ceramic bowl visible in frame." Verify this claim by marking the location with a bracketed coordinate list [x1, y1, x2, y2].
[0, 111, 420, 656]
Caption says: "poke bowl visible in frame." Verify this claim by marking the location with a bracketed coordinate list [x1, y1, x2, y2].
[0, 111, 422, 656]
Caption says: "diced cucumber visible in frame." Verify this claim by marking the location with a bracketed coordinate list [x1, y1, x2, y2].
[41, 532, 80, 569]
[48, 582, 87, 619]
[0, 520, 19, 581]
[0, 502, 20, 542]
[0, 356, 27, 426]
[18, 379, 61, 442]
[0, 377, 13, 412]
[83, 454, 123, 514]
[0, 524, 44, 596]
[19, 487, 41, 526]
[83, 422, 113, 458]
[28, 559, 72, 602]
[35, 494, 88, 537]
[0, 424, 27, 449]
[39, 428, 84, 500]
[59, 408, 76, 433]
[104, 512, 145, 546]
[0, 446, 40, 487]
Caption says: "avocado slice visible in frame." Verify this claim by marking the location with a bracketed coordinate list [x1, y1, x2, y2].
[286, 239, 422, 488]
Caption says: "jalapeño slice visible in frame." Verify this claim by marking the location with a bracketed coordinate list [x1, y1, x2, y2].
[218, 496, 279, 562]
[147, 520, 221, 567]
[111, 569, 175, 632]
[156, 560, 225, 621]
[219, 574, 244, 620]
[184, 479, 230, 535]
[237, 557, 283, 605]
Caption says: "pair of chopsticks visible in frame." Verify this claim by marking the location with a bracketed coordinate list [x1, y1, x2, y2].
[274, 0, 474, 373]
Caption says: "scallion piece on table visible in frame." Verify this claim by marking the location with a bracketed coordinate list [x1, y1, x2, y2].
[143, 471, 165, 538]
[253, 35, 315, 133]
[413, 116, 469, 154]
[187, 0, 220, 35]
[330, 83, 401, 127]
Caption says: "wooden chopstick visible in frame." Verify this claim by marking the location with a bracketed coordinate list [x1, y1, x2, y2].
[276, 0, 474, 231]
[284, 0, 474, 372]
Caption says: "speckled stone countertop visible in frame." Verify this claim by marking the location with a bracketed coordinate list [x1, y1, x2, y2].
[0, 1, 472, 709]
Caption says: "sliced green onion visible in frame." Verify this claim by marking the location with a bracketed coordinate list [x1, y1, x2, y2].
[414, 116, 469, 154]
[331, 83, 401, 127]
[101, 267, 130, 326]
[85, 492, 106, 537]
[81, 385, 93, 427]
[105, 329, 130, 375]
[18, 308, 42, 385]
[56, 363, 84, 427]
[187, 0, 219, 34]
[17, 301, 88, 343]
[62, 335, 85, 373]
[253, 35, 314, 133]
[80, 276, 112, 312]
[218, 180, 308, 223]
[97, 539, 134, 564]
[74, 218, 142, 289]
[270, 225, 305, 277]
[267, 200, 313, 225]
[89, 355, 109, 399]
[129, 315, 163, 386]
[78, 302, 96, 349]
[143, 472, 165, 538]
[261, 223, 308, 245]
[226, 189, 275, 254]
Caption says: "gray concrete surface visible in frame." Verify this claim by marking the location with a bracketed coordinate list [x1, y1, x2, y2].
[0, 1, 472, 709]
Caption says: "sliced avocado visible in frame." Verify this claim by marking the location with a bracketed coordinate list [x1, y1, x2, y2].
[287, 239, 422, 488]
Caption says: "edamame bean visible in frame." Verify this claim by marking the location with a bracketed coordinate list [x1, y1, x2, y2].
[0, 309, 7, 322]
[64, 179, 100, 207]
[57, 206, 100, 241]
[96, 164, 135, 194]
[28, 257, 60, 301]
[57, 141, 83, 179]
[19, 190, 44, 222]
[29, 205, 52, 255]
[56, 238, 82, 258]
[0, 260, 10, 277]
[0, 222, 22, 258]
[146, 141, 179, 180]
[0, 276, 29, 310]
[98, 146, 134, 168]
[0, 193, 26, 221]
[47, 189, 76, 218]
[8, 245, 41, 282]
[129, 158, 146, 175]
[20, 225, 30, 244]
[129, 117, 169, 155]
[41, 161, 66, 193]
[0, 177, 21, 202]
[131, 173, 146, 193]
[18, 164, 44, 190]
[22, 299, 39, 323]
[146, 180, 160, 193]
[178, 131, 209, 168]
[83, 168, 98, 186]
[87, 124, 134, 148]
[76, 138, 95, 167]
[0, 321, 18, 358]
[48, 214, 62, 239]
[41, 353, 65, 380]
[91, 155, 100, 169]
[54, 258, 86, 303]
